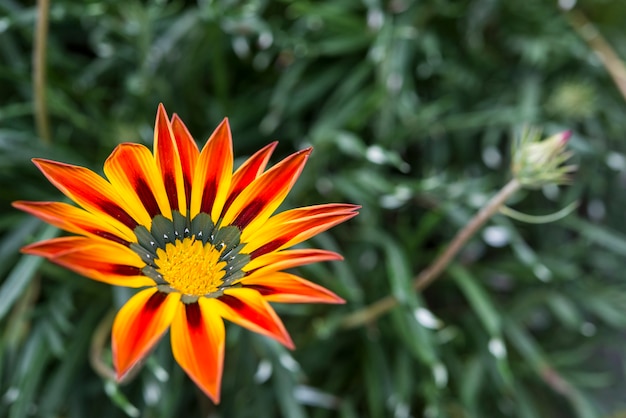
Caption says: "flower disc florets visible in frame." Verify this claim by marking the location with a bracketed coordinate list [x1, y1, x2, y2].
[131, 211, 250, 302]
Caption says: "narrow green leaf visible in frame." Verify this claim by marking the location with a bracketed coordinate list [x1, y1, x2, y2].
[0, 224, 59, 320]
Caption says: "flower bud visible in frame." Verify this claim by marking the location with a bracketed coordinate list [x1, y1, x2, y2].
[511, 128, 576, 187]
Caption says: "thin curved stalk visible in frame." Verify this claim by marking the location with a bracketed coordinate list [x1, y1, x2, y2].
[341, 179, 522, 329]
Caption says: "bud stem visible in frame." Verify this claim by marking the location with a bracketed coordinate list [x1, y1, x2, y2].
[341, 178, 522, 329]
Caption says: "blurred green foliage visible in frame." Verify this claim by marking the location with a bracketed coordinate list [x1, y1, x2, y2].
[3, 0, 626, 417]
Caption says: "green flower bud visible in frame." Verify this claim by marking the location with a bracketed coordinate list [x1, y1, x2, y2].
[511, 128, 576, 188]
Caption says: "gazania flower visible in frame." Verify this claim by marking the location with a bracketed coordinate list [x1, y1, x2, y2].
[13, 104, 359, 403]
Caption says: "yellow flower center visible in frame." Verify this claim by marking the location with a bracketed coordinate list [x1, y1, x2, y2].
[154, 237, 227, 296]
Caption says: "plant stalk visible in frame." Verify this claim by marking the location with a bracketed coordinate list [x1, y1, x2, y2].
[33, 0, 51, 144]
[341, 178, 522, 329]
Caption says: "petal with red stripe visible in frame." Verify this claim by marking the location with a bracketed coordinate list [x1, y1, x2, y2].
[13, 200, 135, 245]
[189, 119, 233, 221]
[154, 104, 187, 215]
[241, 272, 344, 304]
[170, 114, 200, 212]
[222, 142, 277, 215]
[221, 148, 311, 234]
[22, 237, 153, 287]
[170, 298, 225, 403]
[244, 249, 342, 277]
[218, 288, 294, 349]
[112, 289, 180, 380]
[243, 203, 360, 256]
[104, 143, 172, 226]
[32, 159, 138, 231]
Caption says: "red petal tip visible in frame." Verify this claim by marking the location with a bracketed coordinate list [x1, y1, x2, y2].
[561, 130, 572, 143]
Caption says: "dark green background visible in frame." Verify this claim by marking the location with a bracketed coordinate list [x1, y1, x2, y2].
[2, 0, 626, 417]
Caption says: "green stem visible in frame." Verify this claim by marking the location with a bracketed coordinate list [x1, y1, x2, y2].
[33, 0, 51, 144]
[341, 179, 522, 329]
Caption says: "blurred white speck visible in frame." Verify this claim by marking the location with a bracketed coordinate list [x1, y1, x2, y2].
[606, 152, 626, 171]
[232, 37, 250, 58]
[306, 16, 324, 31]
[143, 383, 161, 405]
[316, 177, 334, 194]
[380, 186, 412, 209]
[254, 359, 273, 383]
[259, 112, 279, 134]
[366, 145, 386, 164]
[414, 307, 442, 329]
[558, 0, 576, 10]
[253, 52, 271, 71]
[468, 192, 488, 208]
[482, 146, 502, 169]
[96, 42, 114, 58]
[533, 264, 552, 282]
[483, 226, 510, 247]
[542, 183, 560, 201]
[0, 18, 10, 33]
[359, 249, 379, 270]
[394, 401, 410, 418]
[488, 337, 507, 359]
[580, 322, 596, 337]
[386, 73, 403, 92]
[367, 9, 384, 30]
[151, 364, 169, 382]
[436, 326, 459, 344]
[432, 362, 448, 388]
[587, 199, 605, 221]
[293, 385, 340, 408]
[369, 46, 385, 63]
[2, 387, 19, 403]
[395, 186, 412, 200]
[258, 31, 274, 49]
[424, 405, 437, 418]
[279, 353, 300, 372]
[105, 381, 140, 417]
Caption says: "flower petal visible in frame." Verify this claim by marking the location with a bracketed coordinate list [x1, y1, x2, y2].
[154, 104, 187, 215]
[32, 159, 138, 231]
[221, 148, 311, 234]
[113, 289, 180, 380]
[243, 203, 360, 256]
[244, 249, 343, 277]
[241, 272, 344, 304]
[218, 288, 294, 349]
[189, 119, 233, 221]
[13, 201, 135, 245]
[222, 141, 277, 215]
[170, 299, 225, 403]
[104, 143, 172, 226]
[22, 237, 153, 287]
[170, 114, 200, 210]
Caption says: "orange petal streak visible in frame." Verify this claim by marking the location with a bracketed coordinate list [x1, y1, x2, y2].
[218, 288, 294, 349]
[189, 119, 234, 221]
[104, 143, 172, 225]
[170, 299, 225, 403]
[241, 272, 344, 304]
[221, 148, 311, 234]
[32, 159, 138, 231]
[13, 201, 135, 245]
[23, 237, 153, 288]
[154, 104, 187, 215]
[170, 114, 200, 210]
[244, 249, 343, 277]
[222, 142, 277, 215]
[113, 289, 180, 380]
[243, 203, 360, 256]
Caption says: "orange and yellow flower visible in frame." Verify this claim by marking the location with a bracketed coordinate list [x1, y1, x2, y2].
[13, 104, 358, 403]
